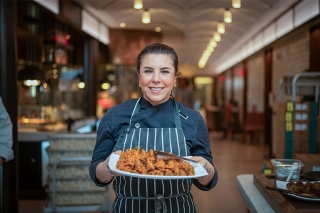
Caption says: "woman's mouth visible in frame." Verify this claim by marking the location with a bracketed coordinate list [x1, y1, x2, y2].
[150, 87, 164, 91]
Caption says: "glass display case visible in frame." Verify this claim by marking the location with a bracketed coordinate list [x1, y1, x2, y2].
[96, 63, 139, 118]
[18, 62, 85, 126]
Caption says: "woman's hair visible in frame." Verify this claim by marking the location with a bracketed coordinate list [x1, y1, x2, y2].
[137, 43, 179, 76]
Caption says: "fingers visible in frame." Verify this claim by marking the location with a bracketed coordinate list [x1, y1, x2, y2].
[113, 150, 123, 155]
[105, 151, 123, 177]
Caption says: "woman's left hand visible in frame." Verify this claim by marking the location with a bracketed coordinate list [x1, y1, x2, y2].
[191, 156, 215, 186]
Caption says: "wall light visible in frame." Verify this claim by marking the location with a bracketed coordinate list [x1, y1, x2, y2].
[134, 0, 143, 9]
[142, 9, 151, 24]
[217, 22, 225, 34]
[224, 9, 232, 23]
[213, 32, 221, 42]
[232, 0, 241, 8]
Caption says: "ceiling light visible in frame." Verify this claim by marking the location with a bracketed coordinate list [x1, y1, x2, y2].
[232, 0, 241, 8]
[224, 9, 232, 23]
[217, 22, 225, 34]
[155, 27, 161, 32]
[206, 45, 214, 53]
[213, 32, 221, 42]
[210, 39, 217, 47]
[120, 22, 126, 27]
[134, 0, 143, 9]
[142, 9, 151, 24]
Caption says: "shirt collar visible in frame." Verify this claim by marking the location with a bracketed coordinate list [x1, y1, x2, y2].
[140, 96, 174, 111]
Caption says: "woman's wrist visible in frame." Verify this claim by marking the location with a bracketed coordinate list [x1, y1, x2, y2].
[198, 164, 215, 186]
[97, 156, 114, 183]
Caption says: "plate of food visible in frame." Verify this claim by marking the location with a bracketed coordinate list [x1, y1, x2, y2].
[276, 180, 320, 201]
[108, 148, 208, 180]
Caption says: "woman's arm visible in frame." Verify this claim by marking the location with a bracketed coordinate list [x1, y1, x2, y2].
[189, 111, 218, 190]
[89, 112, 117, 186]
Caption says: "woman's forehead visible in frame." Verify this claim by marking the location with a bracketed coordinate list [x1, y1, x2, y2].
[141, 54, 173, 64]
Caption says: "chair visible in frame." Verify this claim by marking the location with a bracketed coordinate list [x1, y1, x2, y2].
[242, 113, 264, 144]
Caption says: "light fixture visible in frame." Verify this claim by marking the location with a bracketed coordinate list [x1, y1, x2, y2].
[232, 0, 241, 8]
[142, 9, 151, 24]
[18, 65, 45, 86]
[217, 22, 225, 34]
[134, 0, 143, 9]
[155, 27, 161, 32]
[209, 39, 217, 47]
[120, 22, 126, 27]
[213, 32, 221, 42]
[224, 9, 232, 23]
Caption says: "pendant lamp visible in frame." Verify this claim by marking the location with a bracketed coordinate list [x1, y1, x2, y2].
[224, 9, 232, 23]
[18, 65, 45, 86]
[142, 9, 151, 24]
[213, 32, 221, 42]
[232, 0, 241, 8]
[217, 22, 225, 34]
[210, 39, 217, 47]
[134, 0, 143, 9]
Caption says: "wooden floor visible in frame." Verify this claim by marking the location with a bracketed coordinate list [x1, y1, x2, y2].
[19, 132, 270, 213]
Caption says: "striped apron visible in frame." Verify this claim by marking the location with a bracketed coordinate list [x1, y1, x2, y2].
[111, 97, 196, 213]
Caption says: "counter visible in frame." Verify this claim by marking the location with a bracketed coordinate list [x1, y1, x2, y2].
[236, 174, 275, 213]
[237, 174, 320, 213]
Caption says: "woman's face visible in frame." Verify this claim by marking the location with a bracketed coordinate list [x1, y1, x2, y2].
[138, 53, 177, 106]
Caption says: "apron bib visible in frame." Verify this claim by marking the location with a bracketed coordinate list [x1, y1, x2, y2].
[111, 97, 196, 213]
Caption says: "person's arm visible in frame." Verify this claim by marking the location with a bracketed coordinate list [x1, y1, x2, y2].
[190, 112, 218, 190]
[0, 97, 14, 165]
[89, 110, 119, 186]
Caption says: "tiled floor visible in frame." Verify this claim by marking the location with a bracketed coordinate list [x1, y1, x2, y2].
[19, 132, 270, 213]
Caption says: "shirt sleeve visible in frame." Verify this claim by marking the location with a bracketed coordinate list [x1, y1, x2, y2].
[0, 98, 14, 162]
[189, 111, 218, 190]
[89, 111, 116, 186]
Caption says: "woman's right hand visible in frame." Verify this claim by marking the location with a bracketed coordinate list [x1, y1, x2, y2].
[96, 150, 123, 184]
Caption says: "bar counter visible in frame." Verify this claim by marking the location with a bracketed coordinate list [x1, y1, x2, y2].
[237, 174, 320, 213]
[236, 174, 275, 213]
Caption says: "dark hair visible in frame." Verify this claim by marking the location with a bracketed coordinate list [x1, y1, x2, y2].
[137, 43, 179, 75]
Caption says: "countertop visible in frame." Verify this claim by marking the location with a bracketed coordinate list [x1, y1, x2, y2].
[236, 174, 275, 213]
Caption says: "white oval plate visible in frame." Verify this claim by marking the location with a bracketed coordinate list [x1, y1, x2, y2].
[276, 180, 320, 201]
[108, 153, 208, 179]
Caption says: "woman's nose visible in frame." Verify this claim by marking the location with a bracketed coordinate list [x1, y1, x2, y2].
[152, 71, 161, 82]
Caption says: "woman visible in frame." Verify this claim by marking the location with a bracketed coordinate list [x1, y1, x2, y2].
[89, 43, 218, 213]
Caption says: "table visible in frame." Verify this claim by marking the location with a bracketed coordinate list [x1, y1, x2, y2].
[236, 174, 275, 213]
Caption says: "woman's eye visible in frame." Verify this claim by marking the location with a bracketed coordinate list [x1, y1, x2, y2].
[161, 70, 170, 74]
[143, 69, 153, 74]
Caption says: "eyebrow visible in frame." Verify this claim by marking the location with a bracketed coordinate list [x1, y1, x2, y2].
[142, 66, 171, 70]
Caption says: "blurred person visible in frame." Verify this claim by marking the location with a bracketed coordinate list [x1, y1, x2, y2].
[175, 77, 196, 110]
[0, 97, 14, 166]
[89, 43, 218, 213]
[222, 99, 234, 139]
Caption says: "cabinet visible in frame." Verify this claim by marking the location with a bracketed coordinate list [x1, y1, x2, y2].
[19, 141, 49, 199]
[44, 133, 112, 213]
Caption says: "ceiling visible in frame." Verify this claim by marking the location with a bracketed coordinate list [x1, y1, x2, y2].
[74, 0, 300, 76]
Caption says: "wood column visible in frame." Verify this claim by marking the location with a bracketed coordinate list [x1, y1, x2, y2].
[264, 49, 274, 157]
[310, 26, 320, 71]
[242, 60, 248, 125]
[0, 0, 19, 212]
[83, 38, 98, 117]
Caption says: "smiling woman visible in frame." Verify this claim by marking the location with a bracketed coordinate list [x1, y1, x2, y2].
[90, 43, 218, 213]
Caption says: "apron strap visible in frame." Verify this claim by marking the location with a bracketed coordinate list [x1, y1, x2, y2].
[128, 97, 182, 131]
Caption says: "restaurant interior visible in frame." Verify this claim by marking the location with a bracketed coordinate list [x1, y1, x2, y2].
[1, 0, 320, 212]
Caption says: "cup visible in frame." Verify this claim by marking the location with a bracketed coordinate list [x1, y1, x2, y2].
[271, 159, 304, 182]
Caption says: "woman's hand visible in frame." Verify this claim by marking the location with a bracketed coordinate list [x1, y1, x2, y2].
[96, 150, 122, 184]
[191, 156, 215, 187]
